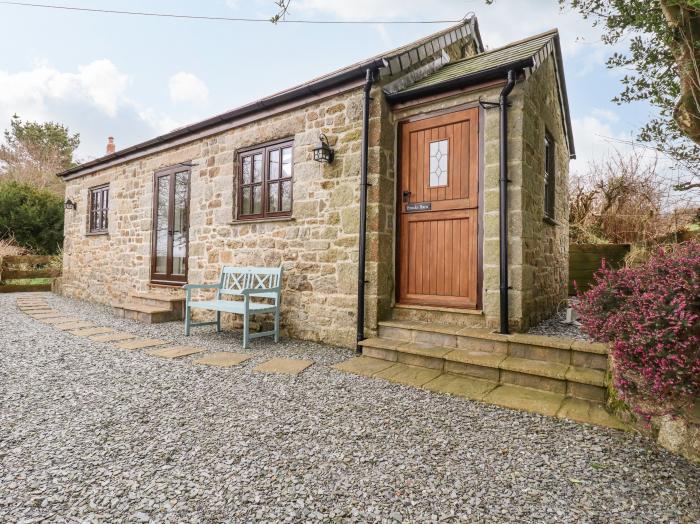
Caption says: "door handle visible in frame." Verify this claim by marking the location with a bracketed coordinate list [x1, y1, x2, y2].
[402, 190, 411, 202]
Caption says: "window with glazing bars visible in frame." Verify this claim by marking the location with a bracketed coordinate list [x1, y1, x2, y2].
[238, 140, 293, 219]
[89, 184, 109, 233]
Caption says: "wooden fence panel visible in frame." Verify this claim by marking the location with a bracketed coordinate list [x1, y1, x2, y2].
[569, 243, 630, 295]
[0, 255, 61, 293]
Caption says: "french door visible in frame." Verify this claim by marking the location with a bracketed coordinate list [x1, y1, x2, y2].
[397, 108, 480, 309]
[151, 166, 190, 285]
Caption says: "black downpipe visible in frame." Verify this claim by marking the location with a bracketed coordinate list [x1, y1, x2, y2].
[356, 68, 375, 352]
[499, 70, 517, 335]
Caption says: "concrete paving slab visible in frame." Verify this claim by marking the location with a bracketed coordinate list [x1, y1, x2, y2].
[54, 321, 95, 331]
[423, 373, 498, 401]
[146, 346, 205, 359]
[115, 338, 169, 350]
[484, 384, 565, 417]
[193, 352, 252, 367]
[42, 316, 81, 325]
[374, 363, 442, 387]
[29, 312, 65, 318]
[70, 327, 116, 337]
[332, 356, 394, 377]
[89, 332, 139, 343]
[253, 358, 314, 375]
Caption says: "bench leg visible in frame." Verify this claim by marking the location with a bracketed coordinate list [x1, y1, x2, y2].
[274, 308, 280, 343]
[216, 310, 221, 333]
[243, 313, 249, 350]
[185, 305, 191, 336]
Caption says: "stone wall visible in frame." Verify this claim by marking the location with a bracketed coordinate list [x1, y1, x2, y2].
[519, 56, 571, 328]
[63, 87, 380, 348]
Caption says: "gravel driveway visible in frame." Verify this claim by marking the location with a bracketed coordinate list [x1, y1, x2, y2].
[1, 293, 699, 523]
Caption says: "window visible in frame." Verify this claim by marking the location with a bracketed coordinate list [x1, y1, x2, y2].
[88, 184, 109, 233]
[238, 140, 293, 219]
[544, 132, 555, 220]
[429, 139, 449, 187]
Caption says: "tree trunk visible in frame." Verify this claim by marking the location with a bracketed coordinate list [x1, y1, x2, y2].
[660, 0, 700, 145]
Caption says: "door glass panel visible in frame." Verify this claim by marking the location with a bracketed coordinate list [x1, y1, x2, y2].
[172, 171, 188, 276]
[155, 176, 170, 274]
[269, 149, 279, 180]
[429, 139, 448, 187]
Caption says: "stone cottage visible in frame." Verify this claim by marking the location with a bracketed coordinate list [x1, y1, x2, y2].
[57, 17, 574, 350]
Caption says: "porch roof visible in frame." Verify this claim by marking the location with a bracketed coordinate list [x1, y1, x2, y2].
[385, 30, 576, 158]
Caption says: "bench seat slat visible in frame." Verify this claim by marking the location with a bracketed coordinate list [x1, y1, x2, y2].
[188, 300, 277, 314]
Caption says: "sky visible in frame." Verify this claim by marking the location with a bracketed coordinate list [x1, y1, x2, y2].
[0, 0, 659, 175]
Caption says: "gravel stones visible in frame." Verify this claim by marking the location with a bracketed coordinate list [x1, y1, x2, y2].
[1, 293, 699, 522]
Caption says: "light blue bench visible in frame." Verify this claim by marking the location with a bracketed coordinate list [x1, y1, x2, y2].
[183, 266, 282, 349]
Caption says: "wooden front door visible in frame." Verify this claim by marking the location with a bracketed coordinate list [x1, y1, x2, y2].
[151, 166, 190, 285]
[398, 108, 480, 309]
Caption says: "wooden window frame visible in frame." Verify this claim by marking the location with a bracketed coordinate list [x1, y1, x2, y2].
[88, 184, 109, 234]
[237, 139, 294, 220]
[544, 132, 555, 221]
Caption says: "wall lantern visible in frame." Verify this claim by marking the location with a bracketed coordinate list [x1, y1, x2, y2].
[312, 133, 334, 164]
[64, 199, 77, 210]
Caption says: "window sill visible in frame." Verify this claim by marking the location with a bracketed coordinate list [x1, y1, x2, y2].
[230, 216, 295, 225]
[543, 216, 559, 226]
[85, 231, 109, 237]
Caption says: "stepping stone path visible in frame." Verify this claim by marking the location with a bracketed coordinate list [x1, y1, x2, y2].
[253, 358, 314, 376]
[13, 297, 317, 382]
[115, 338, 168, 351]
[194, 352, 252, 368]
[147, 346, 205, 359]
[89, 332, 138, 343]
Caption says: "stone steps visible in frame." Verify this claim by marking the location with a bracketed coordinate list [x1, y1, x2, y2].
[112, 291, 185, 324]
[113, 302, 179, 324]
[378, 319, 608, 370]
[361, 337, 607, 402]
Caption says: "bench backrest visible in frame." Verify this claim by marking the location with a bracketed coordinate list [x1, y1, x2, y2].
[217, 266, 282, 299]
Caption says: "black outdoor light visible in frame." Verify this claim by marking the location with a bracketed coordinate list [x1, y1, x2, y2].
[64, 199, 76, 210]
[312, 133, 334, 164]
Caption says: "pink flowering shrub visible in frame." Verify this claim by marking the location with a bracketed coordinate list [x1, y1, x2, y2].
[575, 241, 700, 420]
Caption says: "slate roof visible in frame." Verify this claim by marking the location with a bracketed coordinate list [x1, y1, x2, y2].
[395, 32, 555, 95]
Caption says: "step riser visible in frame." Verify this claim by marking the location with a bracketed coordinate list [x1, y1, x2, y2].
[378, 325, 604, 368]
[114, 307, 178, 324]
[391, 307, 487, 329]
[364, 346, 606, 402]
[136, 297, 184, 311]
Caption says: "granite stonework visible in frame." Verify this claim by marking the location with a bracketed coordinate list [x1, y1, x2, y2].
[61, 45, 569, 348]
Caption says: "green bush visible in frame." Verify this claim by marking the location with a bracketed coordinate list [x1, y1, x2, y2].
[0, 181, 64, 254]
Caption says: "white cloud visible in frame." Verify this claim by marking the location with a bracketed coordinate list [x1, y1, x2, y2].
[169, 72, 209, 105]
[0, 59, 129, 120]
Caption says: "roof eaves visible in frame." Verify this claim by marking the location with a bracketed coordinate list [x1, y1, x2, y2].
[385, 56, 535, 103]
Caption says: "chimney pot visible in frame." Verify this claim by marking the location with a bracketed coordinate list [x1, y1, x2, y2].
[106, 136, 115, 155]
